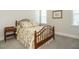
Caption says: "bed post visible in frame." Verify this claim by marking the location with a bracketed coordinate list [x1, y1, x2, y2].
[34, 31, 37, 49]
[53, 26, 55, 40]
[15, 20, 17, 26]
[15, 20, 17, 39]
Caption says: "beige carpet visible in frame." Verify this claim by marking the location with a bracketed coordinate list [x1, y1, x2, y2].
[0, 35, 79, 49]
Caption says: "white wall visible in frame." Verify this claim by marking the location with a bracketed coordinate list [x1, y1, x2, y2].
[0, 10, 35, 41]
[47, 10, 79, 39]
[0, 10, 79, 41]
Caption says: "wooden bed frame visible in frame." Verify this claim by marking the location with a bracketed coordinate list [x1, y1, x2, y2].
[16, 20, 55, 49]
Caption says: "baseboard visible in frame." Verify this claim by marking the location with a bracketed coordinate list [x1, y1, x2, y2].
[55, 32, 79, 39]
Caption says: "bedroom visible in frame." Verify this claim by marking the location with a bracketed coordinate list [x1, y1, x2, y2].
[0, 10, 79, 49]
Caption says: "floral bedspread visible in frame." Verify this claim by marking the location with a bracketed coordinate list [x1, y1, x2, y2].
[17, 25, 43, 48]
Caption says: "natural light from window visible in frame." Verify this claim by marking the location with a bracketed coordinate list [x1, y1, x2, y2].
[73, 10, 79, 26]
[35, 10, 47, 24]
[40, 10, 47, 24]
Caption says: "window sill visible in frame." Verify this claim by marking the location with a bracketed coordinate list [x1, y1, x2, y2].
[72, 24, 79, 26]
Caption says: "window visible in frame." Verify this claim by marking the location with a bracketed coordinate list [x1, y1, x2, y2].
[35, 10, 47, 24]
[73, 10, 79, 25]
[40, 10, 47, 24]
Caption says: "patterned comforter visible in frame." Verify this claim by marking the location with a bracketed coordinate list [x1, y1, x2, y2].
[17, 25, 43, 48]
[16, 19, 53, 49]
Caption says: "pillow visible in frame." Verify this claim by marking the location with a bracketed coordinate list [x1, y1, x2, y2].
[17, 19, 39, 28]
[20, 19, 31, 22]
[30, 20, 39, 26]
[19, 21, 33, 28]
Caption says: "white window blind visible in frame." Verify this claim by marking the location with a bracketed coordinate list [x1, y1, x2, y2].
[73, 10, 79, 25]
[40, 10, 47, 24]
[35, 10, 47, 24]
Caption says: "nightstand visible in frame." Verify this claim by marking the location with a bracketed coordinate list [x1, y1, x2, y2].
[4, 26, 16, 42]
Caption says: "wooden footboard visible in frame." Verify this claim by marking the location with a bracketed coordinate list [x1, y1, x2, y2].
[34, 25, 55, 49]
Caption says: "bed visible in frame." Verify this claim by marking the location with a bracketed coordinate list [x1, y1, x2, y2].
[16, 19, 55, 49]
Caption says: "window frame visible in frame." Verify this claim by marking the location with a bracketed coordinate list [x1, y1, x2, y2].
[39, 10, 47, 25]
[73, 10, 79, 26]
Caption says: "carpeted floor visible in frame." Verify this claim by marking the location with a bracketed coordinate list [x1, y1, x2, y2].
[0, 35, 79, 49]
